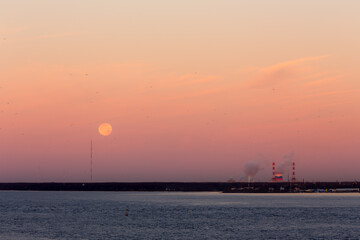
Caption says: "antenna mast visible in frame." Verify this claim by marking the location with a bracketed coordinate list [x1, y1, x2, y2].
[90, 140, 93, 181]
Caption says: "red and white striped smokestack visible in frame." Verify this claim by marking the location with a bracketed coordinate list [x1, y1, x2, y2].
[291, 162, 296, 182]
[272, 162, 275, 181]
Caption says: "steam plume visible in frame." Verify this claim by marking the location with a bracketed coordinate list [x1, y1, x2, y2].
[244, 162, 261, 178]
[277, 151, 294, 173]
[244, 153, 267, 181]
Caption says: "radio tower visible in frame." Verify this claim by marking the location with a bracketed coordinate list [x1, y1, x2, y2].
[291, 162, 296, 182]
[90, 140, 93, 181]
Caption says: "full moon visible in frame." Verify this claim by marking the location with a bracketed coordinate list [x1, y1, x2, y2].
[98, 123, 112, 136]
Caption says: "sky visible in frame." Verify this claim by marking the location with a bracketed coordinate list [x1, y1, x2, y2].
[0, 0, 360, 182]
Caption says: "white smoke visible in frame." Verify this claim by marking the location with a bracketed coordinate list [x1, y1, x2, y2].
[244, 153, 267, 181]
[277, 151, 294, 173]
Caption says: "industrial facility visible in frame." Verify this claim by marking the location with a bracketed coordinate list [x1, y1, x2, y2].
[271, 162, 296, 182]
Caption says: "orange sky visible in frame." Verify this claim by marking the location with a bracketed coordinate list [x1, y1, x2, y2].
[0, 1, 360, 182]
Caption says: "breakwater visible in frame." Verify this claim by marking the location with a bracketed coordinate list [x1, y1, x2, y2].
[0, 182, 358, 192]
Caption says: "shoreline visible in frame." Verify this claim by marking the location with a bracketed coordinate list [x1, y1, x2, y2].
[0, 182, 358, 193]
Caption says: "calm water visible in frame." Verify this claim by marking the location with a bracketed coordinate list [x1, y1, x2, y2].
[0, 191, 359, 240]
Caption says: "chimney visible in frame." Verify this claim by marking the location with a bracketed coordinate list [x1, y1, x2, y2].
[291, 162, 296, 182]
[272, 162, 276, 181]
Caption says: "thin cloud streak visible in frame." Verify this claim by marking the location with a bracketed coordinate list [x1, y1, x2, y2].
[249, 55, 329, 88]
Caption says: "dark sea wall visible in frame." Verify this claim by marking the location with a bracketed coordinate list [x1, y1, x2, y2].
[0, 182, 230, 191]
[0, 182, 358, 192]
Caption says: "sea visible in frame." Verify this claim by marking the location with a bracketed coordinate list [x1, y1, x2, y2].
[0, 191, 359, 240]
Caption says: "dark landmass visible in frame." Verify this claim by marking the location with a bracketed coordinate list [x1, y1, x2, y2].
[0, 182, 359, 193]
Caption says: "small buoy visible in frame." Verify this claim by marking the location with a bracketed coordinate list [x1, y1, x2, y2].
[125, 213, 129, 216]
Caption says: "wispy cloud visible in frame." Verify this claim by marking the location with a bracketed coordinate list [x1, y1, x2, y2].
[0, 26, 25, 35]
[302, 76, 339, 87]
[172, 75, 220, 87]
[249, 55, 328, 88]
[301, 89, 359, 100]
[34, 32, 82, 40]
[163, 87, 225, 101]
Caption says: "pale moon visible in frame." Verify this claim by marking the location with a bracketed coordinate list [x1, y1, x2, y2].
[98, 123, 112, 136]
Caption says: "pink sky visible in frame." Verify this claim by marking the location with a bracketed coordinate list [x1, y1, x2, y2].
[0, 1, 360, 182]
